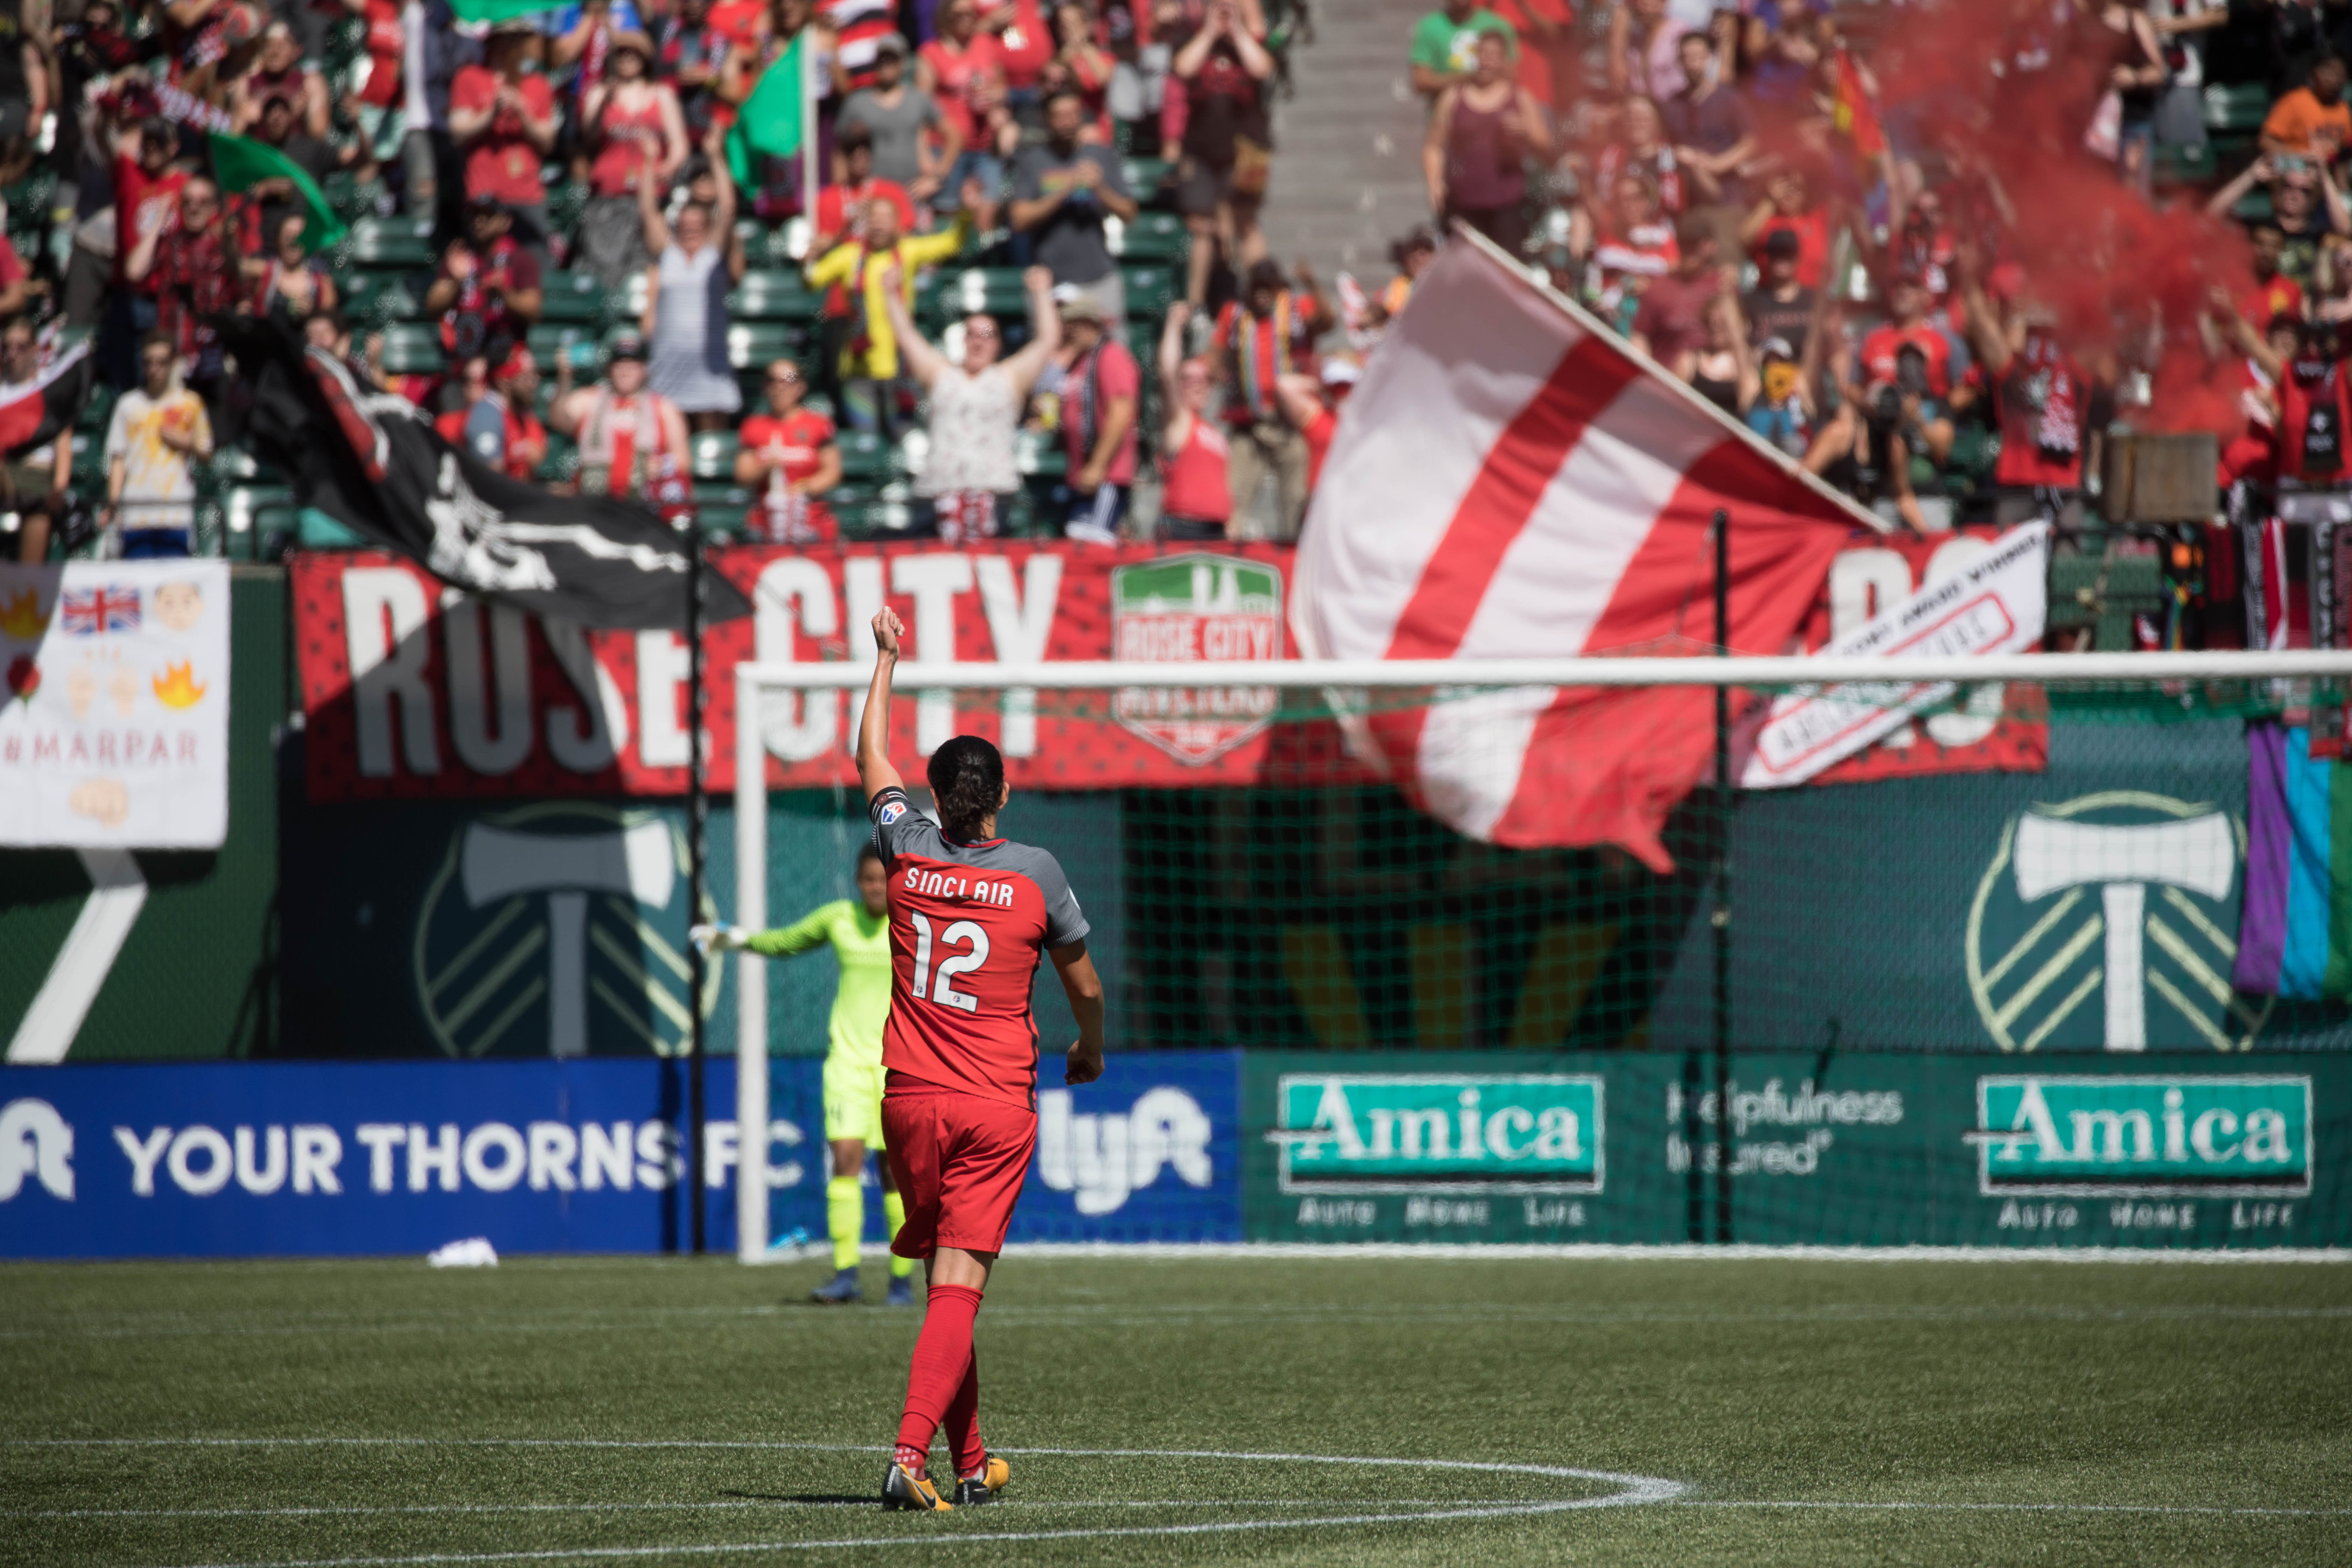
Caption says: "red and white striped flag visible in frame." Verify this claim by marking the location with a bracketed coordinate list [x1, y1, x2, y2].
[1292, 237, 1873, 873]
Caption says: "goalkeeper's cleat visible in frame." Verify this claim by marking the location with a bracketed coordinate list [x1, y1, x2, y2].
[886, 1275, 916, 1307]
[810, 1268, 862, 1304]
[881, 1462, 953, 1512]
[952, 1454, 1010, 1506]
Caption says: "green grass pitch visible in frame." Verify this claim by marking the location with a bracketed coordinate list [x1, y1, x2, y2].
[5, 1254, 2349, 1566]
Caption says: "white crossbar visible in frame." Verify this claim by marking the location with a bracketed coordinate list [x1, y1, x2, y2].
[732, 651, 2352, 690]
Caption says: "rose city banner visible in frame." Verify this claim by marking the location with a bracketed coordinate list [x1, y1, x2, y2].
[289, 544, 1345, 802]
[0, 1051, 1241, 1258]
[0, 560, 232, 847]
[289, 539, 2042, 804]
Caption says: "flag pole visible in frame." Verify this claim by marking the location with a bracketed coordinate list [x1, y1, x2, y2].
[799, 27, 819, 232]
[686, 524, 709, 1256]
[1712, 506, 1732, 1248]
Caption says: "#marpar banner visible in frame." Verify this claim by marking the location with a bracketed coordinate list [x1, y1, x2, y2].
[1742, 521, 2050, 790]
[0, 560, 231, 847]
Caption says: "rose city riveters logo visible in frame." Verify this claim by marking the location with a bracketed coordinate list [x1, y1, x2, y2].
[1967, 792, 2263, 1053]
[1110, 554, 1283, 763]
[1968, 1076, 2312, 1197]
[1268, 1076, 1603, 1194]
[413, 803, 718, 1058]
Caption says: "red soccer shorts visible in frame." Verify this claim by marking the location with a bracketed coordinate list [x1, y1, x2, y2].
[881, 1088, 1037, 1258]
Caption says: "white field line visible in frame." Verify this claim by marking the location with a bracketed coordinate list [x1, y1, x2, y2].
[992, 1242, 2352, 1264]
[7, 1299, 2349, 1341]
[8, 1500, 1509, 1522]
[1677, 1500, 2352, 1518]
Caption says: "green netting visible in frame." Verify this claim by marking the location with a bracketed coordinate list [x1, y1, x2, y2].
[773, 678, 2352, 1059]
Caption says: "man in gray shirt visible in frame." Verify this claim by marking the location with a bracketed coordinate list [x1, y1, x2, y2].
[1010, 88, 1138, 331]
[837, 34, 958, 205]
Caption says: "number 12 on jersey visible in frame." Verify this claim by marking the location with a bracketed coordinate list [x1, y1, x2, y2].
[909, 912, 990, 1013]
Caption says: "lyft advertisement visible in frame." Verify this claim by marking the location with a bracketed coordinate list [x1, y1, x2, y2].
[0, 1052, 1242, 1259]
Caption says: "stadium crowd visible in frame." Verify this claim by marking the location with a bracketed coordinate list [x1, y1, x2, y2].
[0, 0, 2342, 593]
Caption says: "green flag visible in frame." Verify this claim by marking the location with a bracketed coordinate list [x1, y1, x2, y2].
[207, 132, 350, 254]
[725, 33, 807, 189]
[445, 0, 559, 24]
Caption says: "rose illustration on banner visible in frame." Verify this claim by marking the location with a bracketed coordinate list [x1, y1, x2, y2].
[6, 653, 37, 701]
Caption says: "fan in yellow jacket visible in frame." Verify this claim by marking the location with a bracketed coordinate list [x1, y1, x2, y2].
[696, 845, 913, 1306]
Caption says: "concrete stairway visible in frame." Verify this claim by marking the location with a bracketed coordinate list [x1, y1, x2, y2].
[1259, 0, 1439, 293]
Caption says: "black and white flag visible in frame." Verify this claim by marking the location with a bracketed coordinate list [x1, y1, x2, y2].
[226, 318, 749, 630]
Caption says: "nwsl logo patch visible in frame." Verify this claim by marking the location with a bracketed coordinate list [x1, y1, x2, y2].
[878, 801, 906, 826]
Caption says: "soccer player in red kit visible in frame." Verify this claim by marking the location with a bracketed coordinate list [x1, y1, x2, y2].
[857, 604, 1107, 1512]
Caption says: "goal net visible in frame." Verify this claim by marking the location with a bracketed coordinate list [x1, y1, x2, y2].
[728, 653, 2352, 1255]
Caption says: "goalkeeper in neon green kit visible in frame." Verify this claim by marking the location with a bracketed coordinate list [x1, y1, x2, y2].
[697, 845, 915, 1306]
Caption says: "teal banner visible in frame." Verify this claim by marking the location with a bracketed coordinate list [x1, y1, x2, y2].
[1244, 1051, 2347, 1249]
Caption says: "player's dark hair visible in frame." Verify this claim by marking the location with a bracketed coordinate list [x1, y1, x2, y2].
[927, 735, 1004, 841]
[856, 842, 884, 871]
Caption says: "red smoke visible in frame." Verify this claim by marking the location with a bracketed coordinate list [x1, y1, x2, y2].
[1859, 0, 2256, 434]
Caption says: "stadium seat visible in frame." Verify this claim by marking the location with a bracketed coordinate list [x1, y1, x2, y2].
[2203, 82, 2271, 134]
[2151, 141, 2216, 187]
[927, 267, 1029, 321]
[537, 272, 606, 326]
[690, 430, 739, 481]
[1015, 426, 1066, 477]
[731, 269, 824, 321]
[837, 429, 891, 482]
[346, 216, 436, 270]
[1107, 210, 1189, 263]
[2233, 187, 2275, 223]
[608, 270, 650, 323]
[1122, 265, 1177, 321]
[537, 431, 580, 486]
[379, 322, 448, 374]
[1121, 157, 1175, 202]
[693, 497, 750, 536]
[337, 271, 433, 325]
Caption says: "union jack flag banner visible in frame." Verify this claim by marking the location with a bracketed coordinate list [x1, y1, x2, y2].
[59, 586, 142, 635]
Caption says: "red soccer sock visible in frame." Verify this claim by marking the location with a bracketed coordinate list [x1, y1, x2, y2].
[895, 1284, 983, 1458]
[945, 1350, 983, 1477]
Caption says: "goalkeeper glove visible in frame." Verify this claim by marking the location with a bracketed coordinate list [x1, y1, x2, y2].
[690, 923, 749, 954]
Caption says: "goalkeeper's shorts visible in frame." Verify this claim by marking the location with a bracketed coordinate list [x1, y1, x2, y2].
[822, 1054, 886, 1148]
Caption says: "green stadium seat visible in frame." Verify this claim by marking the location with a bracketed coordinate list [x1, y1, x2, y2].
[693, 497, 750, 536]
[731, 268, 824, 321]
[608, 270, 650, 322]
[927, 266, 1029, 321]
[1015, 426, 1066, 478]
[346, 216, 436, 269]
[379, 321, 448, 374]
[338, 270, 433, 324]
[537, 271, 605, 325]
[2233, 187, 2275, 223]
[1121, 264, 1177, 321]
[727, 321, 804, 370]
[2204, 82, 2272, 133]
[1121, 157, 1176, 201]
[1108, 210, 1188, 263]
[2152, 141, 2216, 187]
[543, 180, 590, 241]
[537, 431, 580, 486]
[223, 485, 298, 559]
[690, 430, 740, 482]
[77, 383, 115, 434]
[836, 429, 891, 482]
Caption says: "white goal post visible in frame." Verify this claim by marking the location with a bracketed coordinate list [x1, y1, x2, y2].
[727, 649, 2352, 1259]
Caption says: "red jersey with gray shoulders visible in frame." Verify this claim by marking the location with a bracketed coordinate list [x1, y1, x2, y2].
[868, 785, 1090, 1110]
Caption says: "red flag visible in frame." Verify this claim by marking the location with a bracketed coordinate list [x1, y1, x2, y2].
[1833, 49, 1886, 159]
[1292, 236, 1874, 873]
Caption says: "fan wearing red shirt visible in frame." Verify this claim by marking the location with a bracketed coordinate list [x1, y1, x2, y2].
[433, 351, 549, 479]
[1742, 167, 1830, 290]
[1857, 274, 1962, 401]
[735, 357, 844, 541]
[854, 604, 1106, 1514]
[449, 23, 560, 225]
[1960, 255, 2095, 512]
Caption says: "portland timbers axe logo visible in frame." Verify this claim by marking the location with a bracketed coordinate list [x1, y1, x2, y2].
[1966, 792, 2266, 1054]
[412, 803, 719, 1058]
